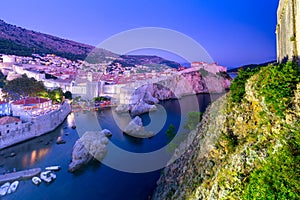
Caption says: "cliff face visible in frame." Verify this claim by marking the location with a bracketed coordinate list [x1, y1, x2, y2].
[116, 68, 231, 115]
[276, 0, 300, 62]
[152, 70, 230, 100]
[152, 63, 300, 199]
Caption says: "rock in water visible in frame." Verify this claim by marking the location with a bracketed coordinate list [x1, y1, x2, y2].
[68, 130, 110, 172]
[123, 116, 155, 138]
[115, 104, 130, 113]
[130, 101, 157, 116]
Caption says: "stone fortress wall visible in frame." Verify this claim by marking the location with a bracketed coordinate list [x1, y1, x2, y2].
[276, 0, 300, 63]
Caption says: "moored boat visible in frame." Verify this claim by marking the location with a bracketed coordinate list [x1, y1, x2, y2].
[40, 171, 56, 183]
[7, 181, 19, 194]
[45, 166, 61, 171]
[0, 182, 10, 196]
[32, 176, 42, 185]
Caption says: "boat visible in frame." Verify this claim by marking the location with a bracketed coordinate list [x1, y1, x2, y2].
[0, 182, 10, 196]
[7, 181, 19, 194]
[40, 171, 56, 183]
[45, 166, 61, 171]
[32, 176, 42, 185]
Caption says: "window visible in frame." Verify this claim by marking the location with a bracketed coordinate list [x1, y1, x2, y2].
[7, 130, 9, 133]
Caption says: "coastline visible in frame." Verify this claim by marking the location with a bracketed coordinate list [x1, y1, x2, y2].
[0, 102, 71, 150]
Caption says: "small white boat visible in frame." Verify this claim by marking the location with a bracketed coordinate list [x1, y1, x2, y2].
[40, 171, 56, 183]
[7, 181, 19, 194]
[0, 182, 10, 196]
[45, 166, 61, 171]
[32, 176, 42, 185]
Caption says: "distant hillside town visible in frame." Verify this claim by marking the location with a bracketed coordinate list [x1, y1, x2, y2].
[0, 52, 230, 149]
[0, 53, 228, 102]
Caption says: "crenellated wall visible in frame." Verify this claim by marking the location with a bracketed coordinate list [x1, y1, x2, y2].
[276, 0, 300, 63]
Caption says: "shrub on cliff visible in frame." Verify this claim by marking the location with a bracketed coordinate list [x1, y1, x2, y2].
[184, 111, 203, 131]
[244, 127, 300, 200]
[255, 62, 300, 117]
[229, 67, 259, 103]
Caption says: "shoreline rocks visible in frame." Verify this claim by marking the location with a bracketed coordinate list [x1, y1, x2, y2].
[123, 116, 155, 138]
[68, 129, 111, 173]
[115, 69, 231, 116]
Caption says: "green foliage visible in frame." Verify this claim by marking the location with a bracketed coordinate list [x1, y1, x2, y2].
[165, 124, 176, 143]
[244, 130, 300, 200]
[64, 91, 72, 100]
[93, 96, 110, 102]
[184, 111, 203, 131]
[229, 67, 259, 103]
[38, 88, 63, 104]
[3, 75, 46, 100]
[216, 71, 231, 79]
[199, 68, 209, 77]
[290, 35, 295, 42]
[0, 39, 33, 57]
[0, 39, 86, 61]
[255, 62, 300, 117]
[0, 71, 6, 88]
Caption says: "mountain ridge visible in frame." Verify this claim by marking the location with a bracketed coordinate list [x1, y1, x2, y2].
[0, 19, 181, 68]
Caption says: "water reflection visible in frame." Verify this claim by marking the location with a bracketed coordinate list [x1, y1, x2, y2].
[21, 148, 50, 167]
[0, 125, 62, 172]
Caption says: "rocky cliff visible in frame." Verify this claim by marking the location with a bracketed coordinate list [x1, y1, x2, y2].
[276, 0, 300, 63]
[152, 62, 300, 199]
[116, 68, 231, 115]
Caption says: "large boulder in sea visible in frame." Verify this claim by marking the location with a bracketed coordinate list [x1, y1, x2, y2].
[123, 116, 155, 138]
[130, 101, 157, 116]
[115, 104, 130, 113]
[68, 129, 111, 172]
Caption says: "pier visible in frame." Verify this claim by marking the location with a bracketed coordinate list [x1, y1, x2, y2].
[0, 168, 41, 184]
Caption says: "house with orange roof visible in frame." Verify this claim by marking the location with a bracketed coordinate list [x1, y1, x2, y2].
[11, 97, 52, 119]
[0, 116, 22, 137]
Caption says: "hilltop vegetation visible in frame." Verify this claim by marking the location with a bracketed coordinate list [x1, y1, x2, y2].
[152, 62, 300, 199]
[0, 19, 181, 69]
[2, 75, 67, 103]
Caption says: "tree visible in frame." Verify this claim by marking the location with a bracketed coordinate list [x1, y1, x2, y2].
[0, 71, 6, 88]
[184, 111, 203, 131]
[165, 124, 176, 143]
[64, 91, 72, 100]
[2, 75, 46, 100]
[37, 87, 65, 104]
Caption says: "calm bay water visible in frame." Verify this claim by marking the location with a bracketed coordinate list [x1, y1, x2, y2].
[0, 94, 222, 200]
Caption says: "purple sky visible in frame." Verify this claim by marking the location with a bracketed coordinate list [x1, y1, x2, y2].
[0, 0, 279, 68]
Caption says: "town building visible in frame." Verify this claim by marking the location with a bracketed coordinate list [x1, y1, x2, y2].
[0, 101, 11, 116]
[0, 116, 23, 137]
[11, 97, 52, 120]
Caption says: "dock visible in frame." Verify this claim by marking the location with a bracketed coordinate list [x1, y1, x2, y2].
[0, 168, 41, 184]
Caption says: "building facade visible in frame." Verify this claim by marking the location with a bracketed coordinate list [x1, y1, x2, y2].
[0, 101, 11, 116]
[276, 0, 300, 63]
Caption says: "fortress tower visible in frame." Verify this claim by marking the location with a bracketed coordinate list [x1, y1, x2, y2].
[276, 0, 300, 63]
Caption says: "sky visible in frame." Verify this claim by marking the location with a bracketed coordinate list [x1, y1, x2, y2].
[0, 0, 279, 68]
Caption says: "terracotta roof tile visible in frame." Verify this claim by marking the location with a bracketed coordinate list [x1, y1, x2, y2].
[0, 116, 20, 125]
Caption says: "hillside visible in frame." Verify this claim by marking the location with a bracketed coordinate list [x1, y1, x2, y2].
[0, 19, 181, 69]
[227, 60, 276, 73]
[0, 19, 97, 60]
[152, 62, 300, 199]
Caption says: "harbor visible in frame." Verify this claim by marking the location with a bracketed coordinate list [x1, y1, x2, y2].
[0, 94, 213, 199]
